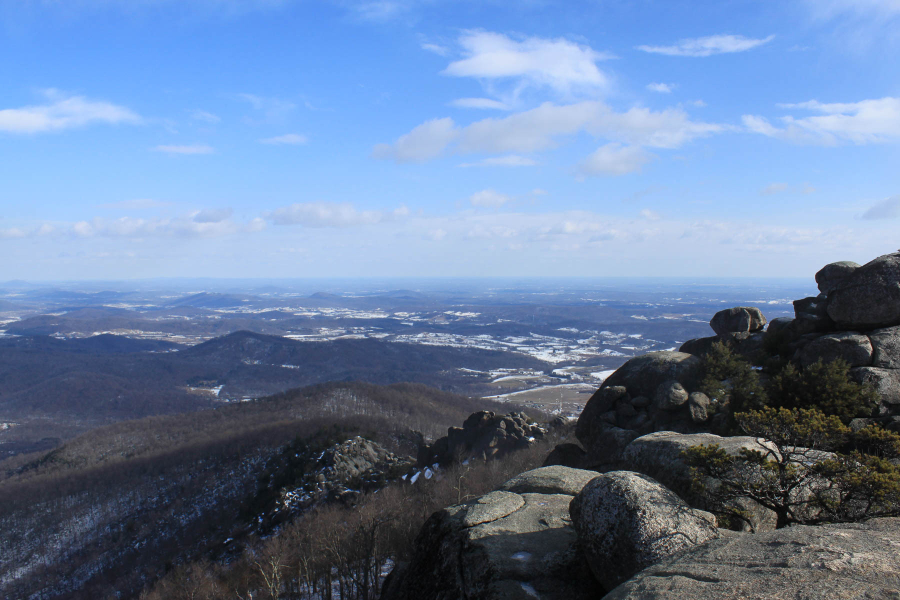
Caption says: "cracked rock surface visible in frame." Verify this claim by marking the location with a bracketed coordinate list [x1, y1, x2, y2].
[604, 517, 900, 600]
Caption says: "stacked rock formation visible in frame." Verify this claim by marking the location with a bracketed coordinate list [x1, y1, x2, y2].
[573, 251, 900, 469]
[417, 410, 545, 467]
[574, 351, 714, 468]
[682, 251, 900, 424]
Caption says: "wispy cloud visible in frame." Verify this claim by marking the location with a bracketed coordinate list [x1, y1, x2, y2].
[744, 97, 900, 145]
[0, 90, 140, 134]
[192, 207, 233, 223]
[421, 42, 450, 56]
[578, 143, 652, 176]
[191, 110, 221, 124]
[468, 189, 513, 207]
[259, 133, 308, 145]
[68, 213, 254, 239]
[862, 195, 900, 219]
[459, 155, 537, 168]
[375, 101, 723, 165]
[372, 117, 458, 163]
[443, 30, 614, 98]
[449, 98, 511, 110]
[152, 144, 215, 154]
[646, 82, 675, 93]
[265, 201, 407, 227]
[0, 228, 27, 239]
[637, 34, 775, 57]
[761, 182, 789, 195]
[236, 93, 296, 123]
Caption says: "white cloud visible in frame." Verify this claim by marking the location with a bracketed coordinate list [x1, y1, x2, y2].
[192, 207, 233, 223]
[647, 82, 674, 93]
[744, 97, 900, 145]
[0, 228, 26, 239]
[761, 182, 789, 195]
[459, 101, 723, 154]
[466, 224, 517, 239]
[640, 209, 661, 221]
[459, 155, 537, 168]
[637, 34, 775, 57]
[352, 1, 406, 21]
[236, 93, 296, 122]
[259, 133, 308, 145]
[421, 42, 450, 56]
[153, 144, 215, 154]
[371, 117, 458, 163]
[265, 201, 392, 227]
[375, 101, 723, 165]
[449, 98, 511, 110]
[443, 31, 613, 96]
[578, 143, 652, 176]
[191, 110, 221, 124]
[69, 215, 242, 238]
[862, 195, 900, 219]
[246, 217, 267, 232]
[0, 91, 140, 134]
[469, 189, 513, 208]
[428, 228, 447, 241]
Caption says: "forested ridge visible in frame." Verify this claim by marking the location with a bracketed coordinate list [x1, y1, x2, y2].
[0, 381, 534, 599]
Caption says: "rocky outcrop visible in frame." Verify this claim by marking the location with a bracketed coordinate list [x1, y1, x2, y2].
[674, 251, 900, 420]
[815, 260, 860, 294]
[382, 466, 603, 600]
[417, 411, 545, 467]
[850, 367, 900, 417]
[619, 431, 778, 532]
[599, 352, 702, 399]
[797, 331, 873, 368]
[604, 517, 900, 600]
[827, 252, 900, 329]
[871, 325, 900, 369]
[569, 471, 719, 590]
[278, 436, 412, 512]
[709, 307, 766, 336]
[576, 353, 710, 467]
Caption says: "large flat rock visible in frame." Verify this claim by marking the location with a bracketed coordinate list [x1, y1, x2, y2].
[605, 517, 900, 600]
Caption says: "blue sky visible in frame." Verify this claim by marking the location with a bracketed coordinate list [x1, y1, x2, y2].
[1, 0, 899, 280]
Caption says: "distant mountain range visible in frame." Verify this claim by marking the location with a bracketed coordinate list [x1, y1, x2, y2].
[0, 330, 545, 456]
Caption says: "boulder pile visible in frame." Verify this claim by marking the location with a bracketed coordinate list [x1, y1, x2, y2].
[574, 351, 717, 467]
[574, 251, 900, 467]
[278, 436, 411, 512]
[417, 410, 546, 467]
[382, 466, 603, 600]
[383, 465, 900, 600]
[684, 251, 900, 423]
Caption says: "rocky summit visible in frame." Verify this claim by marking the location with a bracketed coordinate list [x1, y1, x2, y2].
[387, 251, 900, 600]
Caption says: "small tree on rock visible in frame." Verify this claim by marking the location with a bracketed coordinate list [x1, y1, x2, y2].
[683, 406, 900, 529]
